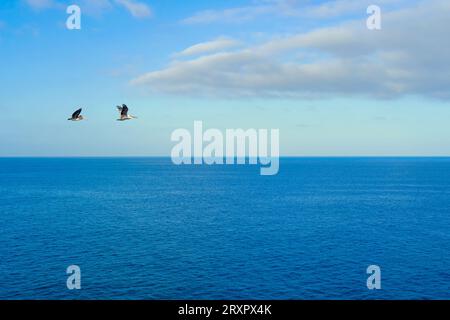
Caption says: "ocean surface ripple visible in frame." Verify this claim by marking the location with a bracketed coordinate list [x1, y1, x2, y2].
[1, 157, 449, 299]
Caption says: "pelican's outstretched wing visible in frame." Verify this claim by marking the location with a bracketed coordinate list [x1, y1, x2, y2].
[72, 108, 82, 119]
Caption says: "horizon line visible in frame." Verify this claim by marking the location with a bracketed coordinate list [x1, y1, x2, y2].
[2, 155, 450, 159]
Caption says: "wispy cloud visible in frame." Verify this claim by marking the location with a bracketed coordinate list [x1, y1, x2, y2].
[132, 0, 450, 100]
[115, 0, 152, 18]
[182, 0, 410, 24]
[302, 0, 407, 18]
[174, 37, 241, 57]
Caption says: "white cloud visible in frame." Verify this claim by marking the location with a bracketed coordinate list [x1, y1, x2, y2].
[132, 0, 450, 100]
[115, 0, 152, 18]
[174, 38, 241, 57]
[182, 0, 411, 24]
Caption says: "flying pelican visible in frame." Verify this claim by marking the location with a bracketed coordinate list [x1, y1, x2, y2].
[68, 108, 84, 121]
[117, 104, 137, 121]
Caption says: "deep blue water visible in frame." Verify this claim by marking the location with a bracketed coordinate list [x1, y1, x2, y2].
[0, 157, 449, 300]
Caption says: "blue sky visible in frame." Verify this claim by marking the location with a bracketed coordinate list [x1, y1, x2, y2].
[0, 0, 449, 156]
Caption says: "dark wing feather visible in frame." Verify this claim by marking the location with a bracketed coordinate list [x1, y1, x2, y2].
[121, 105, 128, 116]
[72, 108, 82, 119]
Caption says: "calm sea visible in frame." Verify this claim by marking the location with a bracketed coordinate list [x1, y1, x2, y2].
[0, 157, 449, 299]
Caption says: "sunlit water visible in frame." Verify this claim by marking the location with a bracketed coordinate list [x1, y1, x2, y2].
[1, 157, 449, 299]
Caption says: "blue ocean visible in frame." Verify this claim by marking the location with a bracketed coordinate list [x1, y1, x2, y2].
[0, 157, 449, 300]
